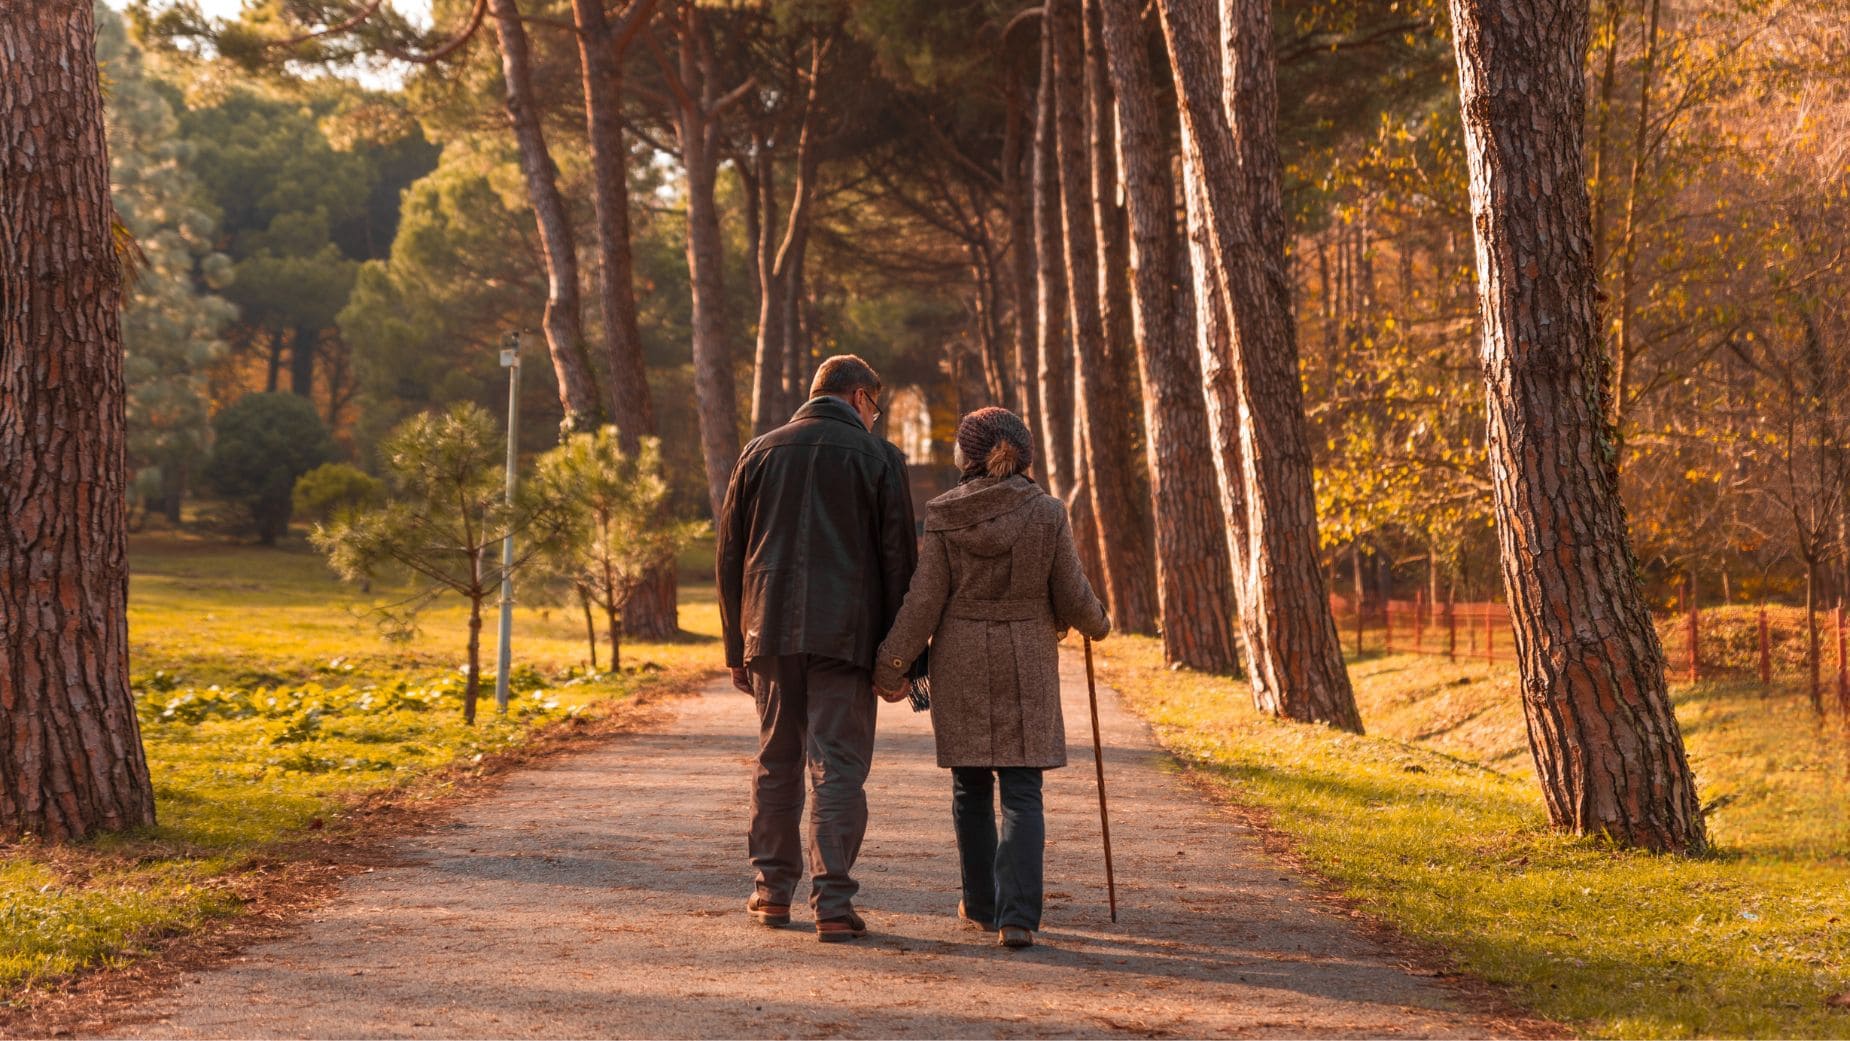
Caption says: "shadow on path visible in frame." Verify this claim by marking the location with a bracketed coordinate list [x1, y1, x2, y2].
[107, 652, 1544, 1040]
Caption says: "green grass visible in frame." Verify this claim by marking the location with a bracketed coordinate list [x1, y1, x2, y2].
[1091, 637, 1850, 1039]
[1, 530, 722, 998]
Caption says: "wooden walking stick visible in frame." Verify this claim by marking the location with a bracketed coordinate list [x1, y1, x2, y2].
[1083, 637, 1118, 923]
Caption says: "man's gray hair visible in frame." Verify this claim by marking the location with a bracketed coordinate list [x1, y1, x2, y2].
[809, 354, 882, 399]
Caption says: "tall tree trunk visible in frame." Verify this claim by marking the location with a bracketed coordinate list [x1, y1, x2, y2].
[0, 0, 157, 841]
[489, 0, 602, 431]
[1053, 0, 1158, 633]
[1032, 12, 1075, 501]
[969, 234, 1011, 407]
[747, 138, 785, 435]
[1157, 0, 1360, 729]
[574, 0, 656, 444]
[670, 8, 744, 521]
[751, 42, 828, 435]
[573, 0, 676, 639]
[1588, 0, 1625, 281]
[1448, 0, 1706, 851]
[1098, 0, 1241, 671]
[605, 602, 624, 673]
[1805, 562, 1822, 714]
[580, 584, 600, 671]
[265, 330, 284, 393]
[1085, 0, 1139, 416]
[1003, 55, 1037, 427]
[1182, 137, 1256, 678]
[779, 231, 810, 413]
[161, 460, 187, 525]
[290, 324, 316, 397]
[1608, 0, 1662, 439]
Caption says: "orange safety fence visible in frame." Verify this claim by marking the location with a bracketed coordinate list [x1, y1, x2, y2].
[1327, 592, 1850, 712]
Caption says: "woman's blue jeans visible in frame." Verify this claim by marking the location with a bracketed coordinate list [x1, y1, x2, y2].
[950, 766, 1044, 930]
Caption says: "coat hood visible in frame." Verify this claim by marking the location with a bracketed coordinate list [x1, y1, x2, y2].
[923, 475, 1041, 557]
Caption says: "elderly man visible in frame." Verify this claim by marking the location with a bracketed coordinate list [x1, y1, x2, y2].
[716, 354, 917, 942]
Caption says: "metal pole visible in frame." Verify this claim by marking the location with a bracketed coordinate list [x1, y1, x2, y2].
[495, 332, 522, 716]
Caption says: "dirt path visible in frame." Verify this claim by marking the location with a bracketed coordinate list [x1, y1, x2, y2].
[105, 653, 1541, 1039]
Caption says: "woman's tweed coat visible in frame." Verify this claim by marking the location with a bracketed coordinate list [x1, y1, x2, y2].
[872, 475, 1109, 769]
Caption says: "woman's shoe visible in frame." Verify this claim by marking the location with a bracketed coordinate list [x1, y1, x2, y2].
[958, 900, 995, 931]
[998, 925, 1034, 948]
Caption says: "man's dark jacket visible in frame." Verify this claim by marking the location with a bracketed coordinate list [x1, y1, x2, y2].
[718, 396, 918, 671]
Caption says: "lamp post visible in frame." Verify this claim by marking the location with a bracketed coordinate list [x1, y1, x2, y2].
[494, 331, 522, 716]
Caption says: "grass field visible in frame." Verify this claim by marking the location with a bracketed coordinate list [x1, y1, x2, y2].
[1091, 636, 1850, 1039]
[12, 530, 1850, 1036]
[1, 530, 723, 996]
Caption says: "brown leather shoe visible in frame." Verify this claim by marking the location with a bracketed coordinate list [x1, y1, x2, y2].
[958, 900, 994, 931]
[746, 894, 791, 927]
[816, 908, 867, 943]
[998, 925, 1034, 948]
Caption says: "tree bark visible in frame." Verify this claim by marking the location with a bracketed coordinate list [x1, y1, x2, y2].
[1157, 0, 1360, 729]
[1098, 0, 1241, 671]
[464, 595, 483, 725]
[1448, 0, 1706, 851]
[573, 0, 677, 639]
[605, 602, 624, 673]
[1003, 54, 1037, 428]
[488, 0, 602, 431]
[1052, 0, 1159, 633]
[750, 40, 827, 436]
[573, 0, 657, 446]
[290, 324, 316, 397]
[580, 584, 599, 670]
[0, 0, 157, 842]
[1587, 0, 1625, 282]
[1609, 0, 1662, 438]
[1032, 11, 1075, 502]
[668, 7, 744, 521]
[1181, 137, 1256, 679]
[746, 138, 783, 434]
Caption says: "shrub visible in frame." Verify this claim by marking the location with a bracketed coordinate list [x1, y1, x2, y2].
[292, 463, 383, 524]
[205, 393, 333, 543]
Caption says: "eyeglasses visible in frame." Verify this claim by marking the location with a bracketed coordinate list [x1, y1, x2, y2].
[860, 388, 882, 424]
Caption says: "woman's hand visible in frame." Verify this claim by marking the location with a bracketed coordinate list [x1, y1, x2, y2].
[874, 680, 909, 703]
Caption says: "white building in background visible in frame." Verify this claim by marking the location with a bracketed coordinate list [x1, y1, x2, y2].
[888, 385, 934, 464]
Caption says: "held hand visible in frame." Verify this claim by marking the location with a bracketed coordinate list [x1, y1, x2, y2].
[874, 681, 909, 703]
[730, 667, 753, 695]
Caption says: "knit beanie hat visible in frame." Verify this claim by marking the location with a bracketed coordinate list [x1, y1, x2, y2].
[956, 407, 1034, 480]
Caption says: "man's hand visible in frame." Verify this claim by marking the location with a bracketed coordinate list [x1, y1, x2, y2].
[731, 667, 753, 695]
[874, 681, 909, 703]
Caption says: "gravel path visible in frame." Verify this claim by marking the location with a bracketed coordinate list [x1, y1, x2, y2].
[107, 652, 1535, 1039]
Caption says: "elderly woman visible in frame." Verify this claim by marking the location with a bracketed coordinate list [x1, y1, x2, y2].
[872, 407, 1109, 949]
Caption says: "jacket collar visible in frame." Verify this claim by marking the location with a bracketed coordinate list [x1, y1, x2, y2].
[791, 395, 867, 431]
[924, 475, 1039, 531]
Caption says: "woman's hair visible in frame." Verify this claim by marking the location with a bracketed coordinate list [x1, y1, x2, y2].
[985, 439, 1022, 478]
[956, 407, 1033, 480]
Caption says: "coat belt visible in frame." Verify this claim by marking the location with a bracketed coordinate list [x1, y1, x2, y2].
[944, 597, 1052, 622]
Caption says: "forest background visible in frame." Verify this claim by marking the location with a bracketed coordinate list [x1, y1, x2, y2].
[3, 0, 1848, 1031]
[105, 0, 1850, 631]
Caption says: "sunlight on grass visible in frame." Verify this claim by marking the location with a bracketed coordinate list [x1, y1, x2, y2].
[0, 532, 722, 997]
[1092, 636, 1850, 1039]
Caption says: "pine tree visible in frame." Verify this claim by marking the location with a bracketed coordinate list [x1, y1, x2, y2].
[98, 3, 236, 523]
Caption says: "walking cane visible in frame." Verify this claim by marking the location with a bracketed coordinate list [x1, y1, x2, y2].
[1083, 636, 1118, 923]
